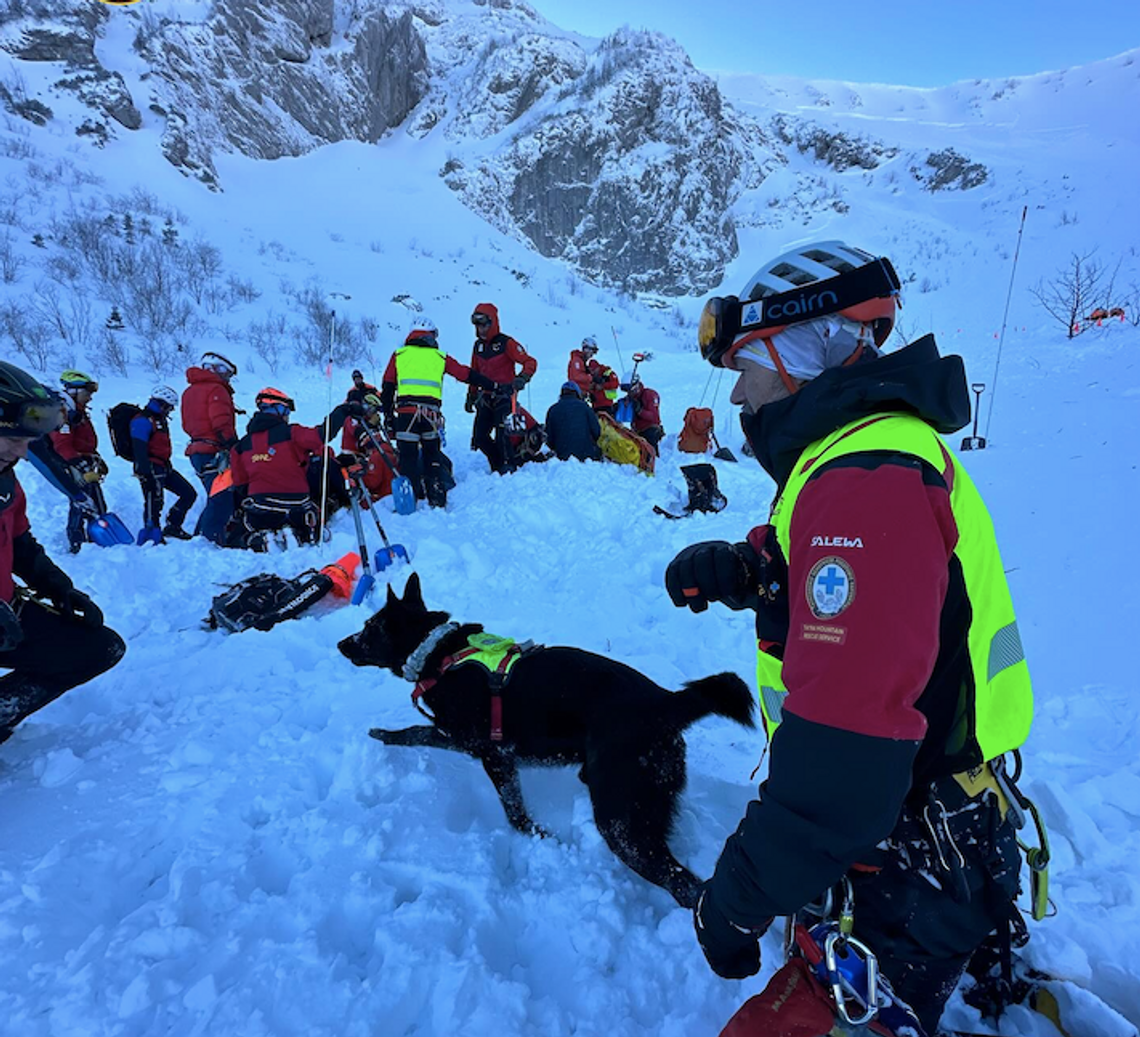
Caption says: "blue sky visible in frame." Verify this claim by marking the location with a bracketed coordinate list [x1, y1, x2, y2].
[533, 0, 1140, 87]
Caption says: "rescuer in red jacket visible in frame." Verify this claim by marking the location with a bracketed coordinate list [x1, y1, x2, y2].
[1, 361, 124, 745]
[465, 303, 537, 474]
[619, 375, 664, 454]
[568, 336, 620, 414]
[181, 352, 239, 494]
[228, 387, 357, 549]
[666, 241, 1032, 1035]
[50, 370, 109, 552]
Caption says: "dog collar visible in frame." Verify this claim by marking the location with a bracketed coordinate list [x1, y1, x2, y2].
[402, 622, 460, 683]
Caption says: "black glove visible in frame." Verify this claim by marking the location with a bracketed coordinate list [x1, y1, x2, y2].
[693, 884, 764, 980]
[464, 395, 476, 413]
[0, 599, 23, 652]
[345, 400, 365, 418]
[384, 413, 396, 438]
[512, 376, 527, 392]
[54, 589, 104, 628]
[469, 372, 495, 391]
[665, 541, 759, 613]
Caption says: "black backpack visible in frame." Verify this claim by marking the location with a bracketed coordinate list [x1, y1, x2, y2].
[205, 571, 334, 633]
[107, 402, 143, 461]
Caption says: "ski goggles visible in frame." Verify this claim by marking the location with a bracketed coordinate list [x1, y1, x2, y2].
[0, 393, 66, 437]
[471, 313, 492, 327]
[698, 257, 901, 368]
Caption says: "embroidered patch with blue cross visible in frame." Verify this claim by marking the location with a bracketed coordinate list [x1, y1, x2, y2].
[806, 555, 856, 620]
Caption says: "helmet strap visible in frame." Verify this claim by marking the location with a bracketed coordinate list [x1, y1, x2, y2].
[760, 338, 802, 396]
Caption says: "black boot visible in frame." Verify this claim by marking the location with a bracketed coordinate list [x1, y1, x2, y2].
[163, 523, 193, 541]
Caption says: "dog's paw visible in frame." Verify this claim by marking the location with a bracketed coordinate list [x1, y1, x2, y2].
[368, 728, 393, 742]
[525, 822, 556, 841]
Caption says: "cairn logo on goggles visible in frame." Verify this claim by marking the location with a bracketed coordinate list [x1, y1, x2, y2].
[811, 535, 864, 548]
[760, 289, 840, 324]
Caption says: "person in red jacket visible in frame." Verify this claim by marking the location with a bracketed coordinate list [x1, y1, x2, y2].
[131, 386, 198, 545]
[666, 242, 1031, 1035]
[619, 375, 664, 454]
[568, 336, 620, 414]
[50, 370, 109, 552]
[465, 302, 537, 474]
[181, 352, 239, 494]
[1, 361, 124, 746]
[229, 387, 358, 550]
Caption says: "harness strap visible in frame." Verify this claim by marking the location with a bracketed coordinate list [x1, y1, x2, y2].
[409, 642, 525, 741]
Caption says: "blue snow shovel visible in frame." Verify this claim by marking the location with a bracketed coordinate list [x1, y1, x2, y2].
[364, 427, 416, 516]
[346, 465, 409, 573]
[26, 446, 133, 546]
[347, 490, 376, 606]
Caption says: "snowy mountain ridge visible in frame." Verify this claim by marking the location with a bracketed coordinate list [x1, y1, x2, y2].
[7, 0, 1133, 298]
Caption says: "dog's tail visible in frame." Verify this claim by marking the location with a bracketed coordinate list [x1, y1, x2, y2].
[669, 672, 756, 730]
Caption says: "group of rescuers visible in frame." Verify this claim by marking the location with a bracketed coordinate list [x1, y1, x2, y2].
[2, 241, 1038, 1037]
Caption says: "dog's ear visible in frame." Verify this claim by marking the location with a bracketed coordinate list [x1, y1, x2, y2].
[386, 582, 398, 607]
[403, 571, 424, 609]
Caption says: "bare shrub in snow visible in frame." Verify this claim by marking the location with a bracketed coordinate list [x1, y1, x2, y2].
[1029, 250, 1106, 338]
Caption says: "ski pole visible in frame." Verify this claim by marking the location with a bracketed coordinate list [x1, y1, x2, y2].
[319, 309, 336, 542]
[984, 206, 1028, 443]
[609, 326, 627, 377]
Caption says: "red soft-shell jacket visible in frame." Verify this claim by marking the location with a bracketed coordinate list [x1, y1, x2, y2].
[469, 303, 537, 387]
[229, 413, 326, 496]
[181, 367, 237, 456]
[631, 387, 661, 432]
[49, 405, 98, 461]
[567, 351, 618, 410]
[0, 471, 30, 604]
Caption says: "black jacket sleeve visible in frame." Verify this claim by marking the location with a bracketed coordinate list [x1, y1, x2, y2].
[708, 712, 919, 929]
[587, 408, 601, 441]
[320, 403, 353, 443]
[12, 530, 73, 599]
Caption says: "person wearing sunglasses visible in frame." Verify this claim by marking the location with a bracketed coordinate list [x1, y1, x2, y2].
[665, 242, 1033, 1034]
[465, 303, 537, 474]
[1, 361, 125, 746]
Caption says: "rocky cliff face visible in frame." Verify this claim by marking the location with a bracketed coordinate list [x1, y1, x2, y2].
[0, 0, 990, 296]
[440, 28, 750, 295]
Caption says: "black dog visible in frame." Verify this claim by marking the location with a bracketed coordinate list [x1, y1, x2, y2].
[338, 572, 755, 907]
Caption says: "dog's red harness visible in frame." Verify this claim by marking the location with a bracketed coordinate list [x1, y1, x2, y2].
[412, 640, 526, 742]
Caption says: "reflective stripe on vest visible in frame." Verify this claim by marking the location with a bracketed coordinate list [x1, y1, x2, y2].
[395, 346, 446, 401]
[758, 412, 1032, 765]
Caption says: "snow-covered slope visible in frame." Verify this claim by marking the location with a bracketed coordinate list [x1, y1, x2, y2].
[0, 6, 1139, 1035]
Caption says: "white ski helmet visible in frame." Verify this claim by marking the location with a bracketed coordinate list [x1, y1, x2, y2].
[200, 351, 238, 379]
[407, 316, 438, 342]
[581, 335, 598, 353]
[740, 241, 881, 301]
[150, 385, 179, 408]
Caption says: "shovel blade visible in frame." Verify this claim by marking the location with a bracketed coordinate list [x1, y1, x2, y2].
[351, 571, 376, 606]
[713, 446, 738, 463]
[374, 543, 409, 572]
[87, 512, 134, 546]
[391, 477, 416, 516]
[960, 436, 987, 451]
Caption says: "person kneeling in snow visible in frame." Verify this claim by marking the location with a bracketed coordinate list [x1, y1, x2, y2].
[668, 241, 1032, 1035]
[229, 387, 359, 549]
[618, 375, 664, 455]
[0, 361, 125, 745]
[545, 381, 601, 462]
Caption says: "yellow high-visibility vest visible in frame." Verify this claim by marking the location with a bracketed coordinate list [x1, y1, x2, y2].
[395, 346, 446, 401]
[757, 412, 1032, 767]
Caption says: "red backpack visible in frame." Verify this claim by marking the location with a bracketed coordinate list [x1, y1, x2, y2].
[678, 407, 714, 453]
